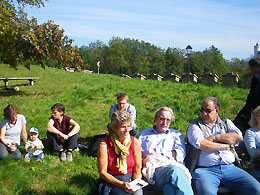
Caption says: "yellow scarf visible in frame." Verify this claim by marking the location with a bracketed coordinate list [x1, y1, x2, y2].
[110, 132, 132, 174]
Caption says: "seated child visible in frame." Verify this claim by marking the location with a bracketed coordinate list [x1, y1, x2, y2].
[24, 127, 44, 162]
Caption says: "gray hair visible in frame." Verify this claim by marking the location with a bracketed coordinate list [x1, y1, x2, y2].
[202, 96, 220, 108]
[154, 107, 175, 121]
[117, 93, 129, 101]
[109, 110, 133, 129]
[248, 105, 260, 128]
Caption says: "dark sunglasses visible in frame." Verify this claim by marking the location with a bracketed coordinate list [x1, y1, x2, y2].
[200, 108, 215, 114]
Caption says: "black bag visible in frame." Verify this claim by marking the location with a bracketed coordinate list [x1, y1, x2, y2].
[253, 158, 260, 170]
[89, 134, 107, 157]
[91, 179, 112, 195]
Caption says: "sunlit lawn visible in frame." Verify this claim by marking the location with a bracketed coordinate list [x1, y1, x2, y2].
[0, 64, 248, 194]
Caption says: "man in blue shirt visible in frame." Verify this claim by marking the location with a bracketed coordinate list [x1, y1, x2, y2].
[187, 96, 260, 195]
[138, 107, 193, 195]
[109, 93, 138, 136]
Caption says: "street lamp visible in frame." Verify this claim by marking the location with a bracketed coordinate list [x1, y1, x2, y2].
[186, 45, 192, 56]
[185, 45, 192, 74]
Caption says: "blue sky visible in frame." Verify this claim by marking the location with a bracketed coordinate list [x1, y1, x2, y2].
[24, 0, 260, 60]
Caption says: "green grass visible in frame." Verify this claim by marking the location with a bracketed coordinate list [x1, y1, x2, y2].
[0, 64, 249, 194]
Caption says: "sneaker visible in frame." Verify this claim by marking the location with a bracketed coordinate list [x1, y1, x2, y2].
[24, 158, 30, 163]
[36, 159, 42, 162]
[60, 151, 66, 162]
[67, 151, 73, 162]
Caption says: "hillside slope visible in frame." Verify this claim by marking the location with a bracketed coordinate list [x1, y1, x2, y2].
[0, 64, 249, 194]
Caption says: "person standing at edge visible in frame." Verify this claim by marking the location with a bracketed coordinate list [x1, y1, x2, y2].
[234, 56, 260, 135]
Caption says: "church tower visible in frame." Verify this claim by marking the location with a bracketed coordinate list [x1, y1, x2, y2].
[254, 43, 260, 57]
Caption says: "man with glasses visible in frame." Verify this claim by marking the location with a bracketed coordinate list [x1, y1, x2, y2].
[186, 97, 260, 195]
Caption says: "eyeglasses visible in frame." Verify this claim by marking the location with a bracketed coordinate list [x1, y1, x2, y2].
[200, 108, 215, 114]
[159, 117, 172, 123]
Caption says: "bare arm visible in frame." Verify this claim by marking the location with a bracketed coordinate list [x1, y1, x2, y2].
[98, 141, 132, 193]
[0, 127, 8, 146]
[0, 127, 16, 151]
[21, 124, 27, 144]
[215, 132, 242, 145]
[46, 119, 68, 139]
[132, 138, 142, 180]
[200, 139, 231, 152]
[67, 119, 80, 137]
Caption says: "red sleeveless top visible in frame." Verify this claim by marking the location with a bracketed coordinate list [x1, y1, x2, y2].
[104, 136, 135, 175]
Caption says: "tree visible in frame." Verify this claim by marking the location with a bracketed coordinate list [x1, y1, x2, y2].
[227, 57, 249, 76]
[0, 0, 83, 69]
[201, 45, 228, 75]
[165, 48, 186, 74]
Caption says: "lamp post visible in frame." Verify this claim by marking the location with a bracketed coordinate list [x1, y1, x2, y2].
[185, 45, 192, 74]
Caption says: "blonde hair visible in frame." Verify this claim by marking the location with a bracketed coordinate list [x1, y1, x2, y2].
[109, 110, 133, 130]
[248, 105, 260, 128]
[154, 107, 175, 122]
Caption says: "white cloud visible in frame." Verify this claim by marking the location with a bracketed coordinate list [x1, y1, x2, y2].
[24, 0, 260, 59]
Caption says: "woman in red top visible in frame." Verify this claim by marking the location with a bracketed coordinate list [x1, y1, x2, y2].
[97, 110, 142, 195]
[47, 103, 80, 162]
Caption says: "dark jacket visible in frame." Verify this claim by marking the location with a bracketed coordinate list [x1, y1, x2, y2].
[234, 73, 260, 134]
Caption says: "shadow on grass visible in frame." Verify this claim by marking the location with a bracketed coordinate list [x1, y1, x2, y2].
[38, 135, 107, 157]
[68, 173, 96, 188]
[18, 189, 41, 195]
[44, 191, 72, 195]
[18, 189, 73, 195]
[0, 87, 26, 96]
[41, 138, 52, 154]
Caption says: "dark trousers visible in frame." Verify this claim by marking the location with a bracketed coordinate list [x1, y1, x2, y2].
[47, 131, 78, 151]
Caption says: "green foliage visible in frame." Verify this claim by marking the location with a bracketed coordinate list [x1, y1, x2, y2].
[79, 38, 248, 77]
[227, 57, 250, 77]
[0, 64, 249, 194]
[0, 0, 83, 70]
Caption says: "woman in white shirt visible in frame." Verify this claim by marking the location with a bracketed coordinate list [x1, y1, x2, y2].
[0, 104, 27, 160]
[245, 105, 260, 181]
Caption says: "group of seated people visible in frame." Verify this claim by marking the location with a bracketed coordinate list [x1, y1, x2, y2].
[95, 94, 260, 195]
[0, 103, 80, 162]
[1, 57, 260, 195]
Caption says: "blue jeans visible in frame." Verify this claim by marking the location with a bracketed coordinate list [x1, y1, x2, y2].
[111, 174, 143, 195]
[150, 165, 194, 195]
[0, 142, 21, 160]
[25, 152, 44, 161]
[192, 164, 260, 195]
[250, 163, 260, 182]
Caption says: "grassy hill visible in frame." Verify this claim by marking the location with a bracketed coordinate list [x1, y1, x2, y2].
[0, 64, 249, 194]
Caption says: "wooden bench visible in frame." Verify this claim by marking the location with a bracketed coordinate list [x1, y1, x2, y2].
[0, 77, 40, 87]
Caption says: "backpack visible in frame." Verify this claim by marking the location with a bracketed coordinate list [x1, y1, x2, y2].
[185, 117, 242, 173]
[89, 134, 107, 157]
